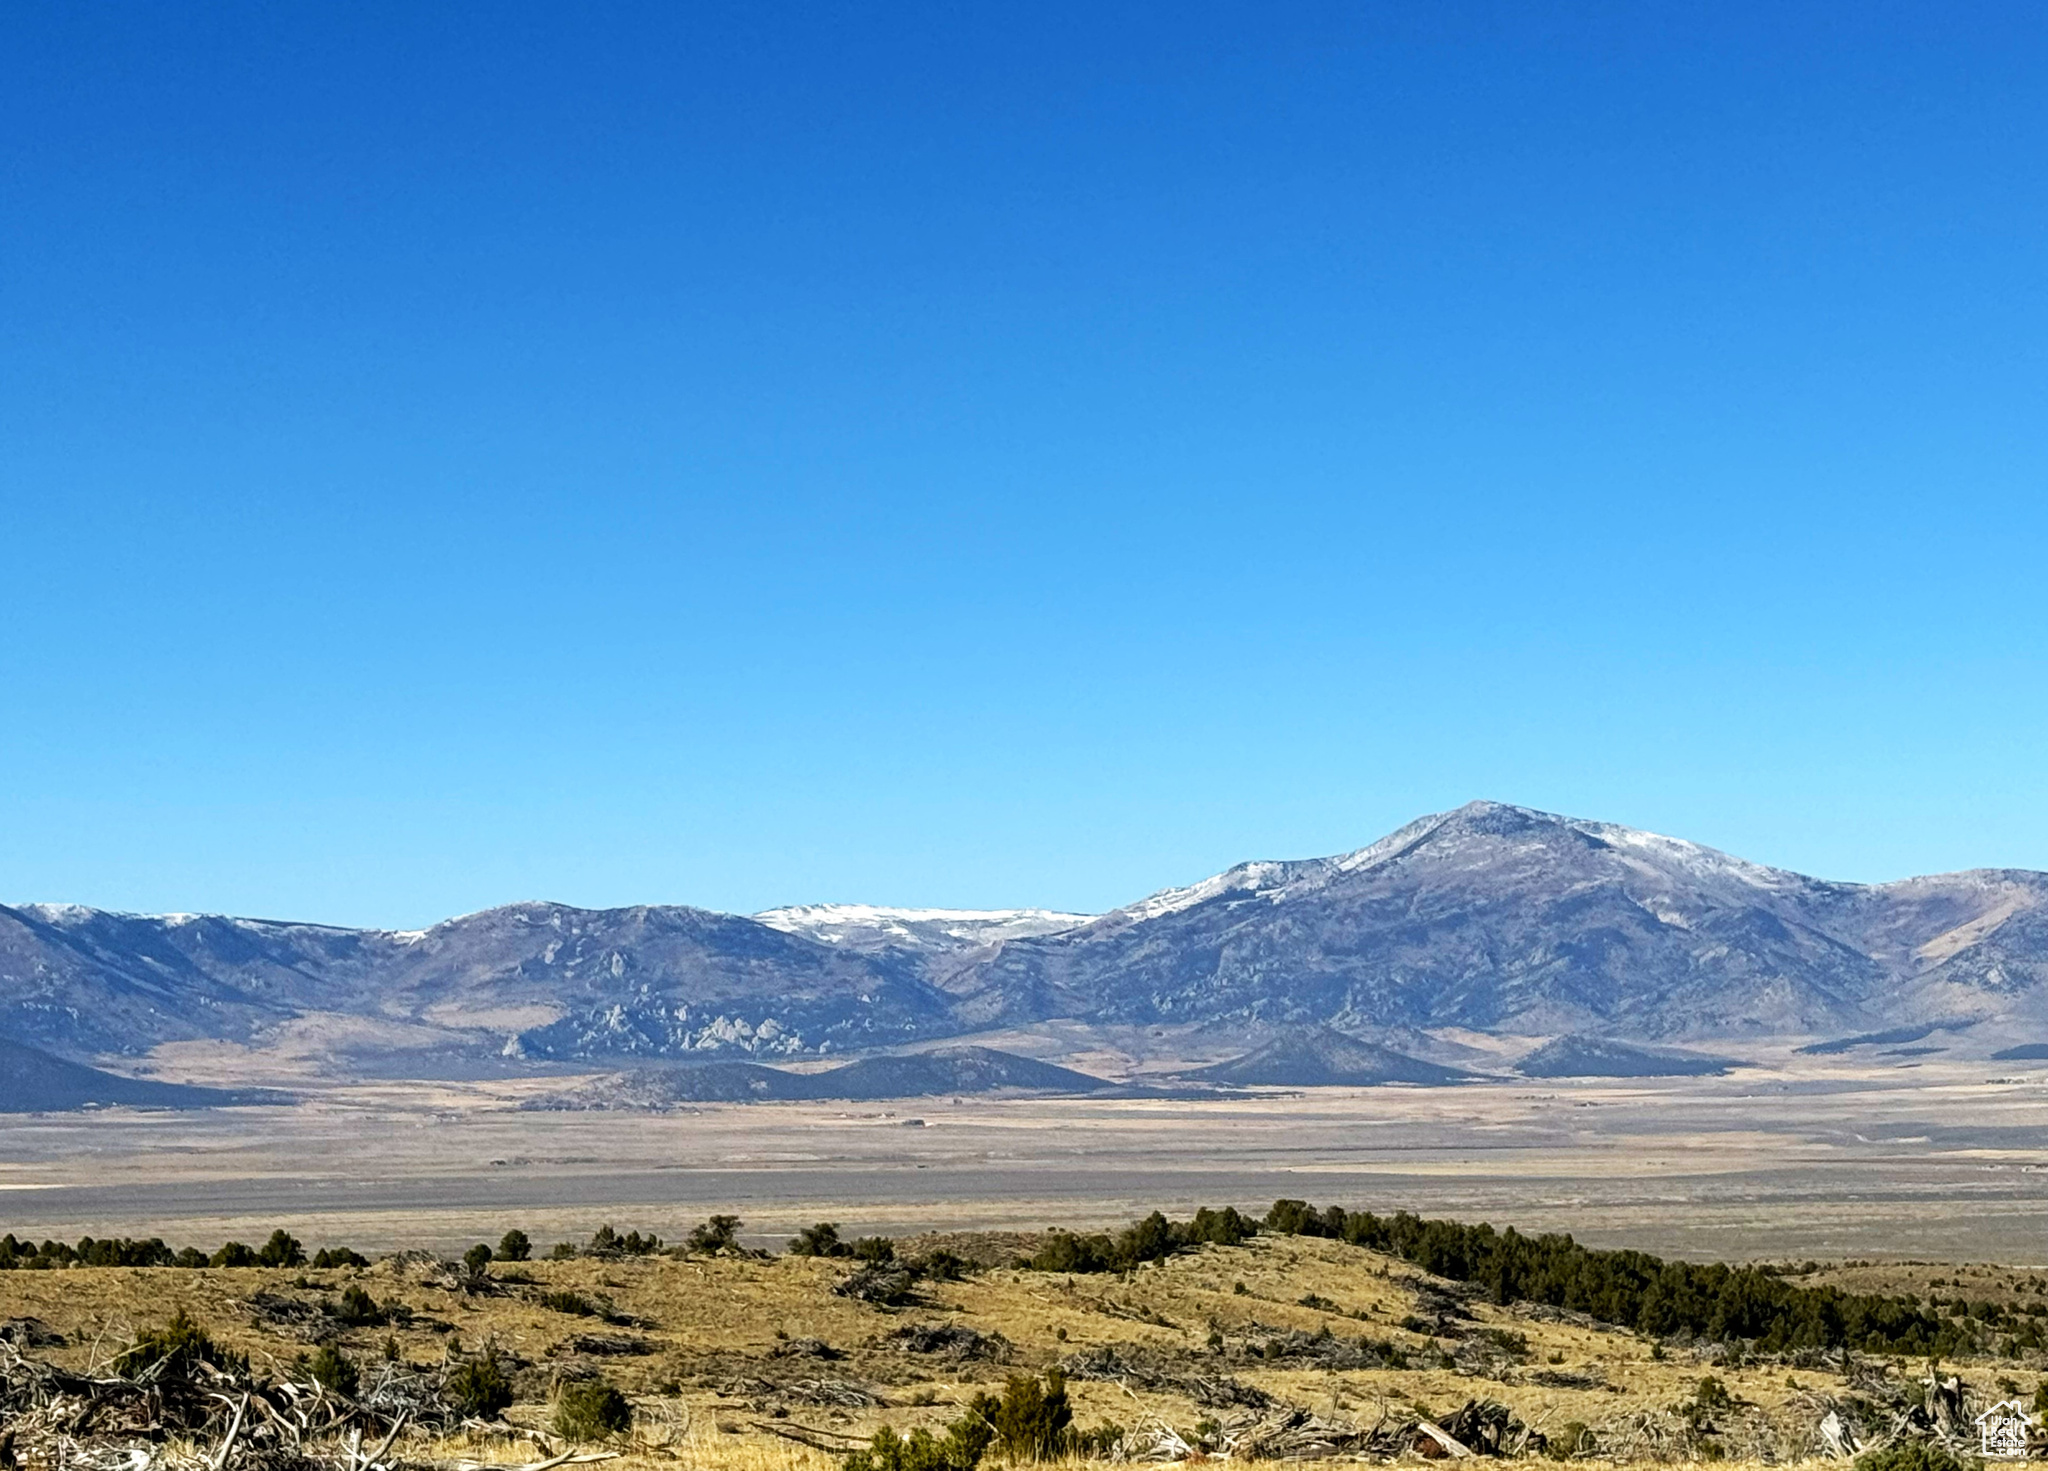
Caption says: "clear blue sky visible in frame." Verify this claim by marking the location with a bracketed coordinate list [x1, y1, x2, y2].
[4, 2, 2046, 929]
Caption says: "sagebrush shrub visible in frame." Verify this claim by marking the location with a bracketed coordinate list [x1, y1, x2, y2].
[685, 1216, 740, 1254]
[986, 1370, 1073, 1462]
[333, 1284, 385, 1325]
[307, 1344, 359, 1397]
[446, 1348, 513, 1418]
[115, 1310, 246, 1378]
[788, 1222, 850, 1257]
[554, 1379, 633, 1440]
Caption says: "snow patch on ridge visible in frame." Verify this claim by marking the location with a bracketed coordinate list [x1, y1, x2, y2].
[15, 903, 100, 925]
[755, 903, 1094, 951]
[1571, 819, 1804, 891]
[1111, 862, 1300, 922]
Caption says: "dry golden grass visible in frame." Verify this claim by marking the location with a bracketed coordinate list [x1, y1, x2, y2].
[2, 1234, 2039, 1470]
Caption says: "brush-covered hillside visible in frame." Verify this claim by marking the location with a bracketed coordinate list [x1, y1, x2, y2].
[3, 1204, 2044, 1471]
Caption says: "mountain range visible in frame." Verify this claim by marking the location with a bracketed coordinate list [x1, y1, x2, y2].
[6, 800, 2048, 1077]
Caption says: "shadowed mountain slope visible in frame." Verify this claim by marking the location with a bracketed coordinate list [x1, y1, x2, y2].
[0, 1038, 258, 1112]
[0, 904, 385, 1056]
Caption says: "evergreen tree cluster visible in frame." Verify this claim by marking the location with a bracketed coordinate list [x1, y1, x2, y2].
[0, 1228, 343, 1272]
[542, 1222, 705, 1260]
[1026, 1207, 1259, 1273]
[1259, 1199, 1976, 1355]
[785, 1221, 905, 1262]
[845, 1370, 1110, 1471]
[584, 1224, 666, 1258]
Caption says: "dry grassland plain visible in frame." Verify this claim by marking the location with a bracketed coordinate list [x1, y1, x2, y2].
[8, 1048, 2048, 1471]
[3, 1050, 2048, 1260]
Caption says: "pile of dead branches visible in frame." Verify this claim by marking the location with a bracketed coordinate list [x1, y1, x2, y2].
[1231, 1327, 1405, 1371]
[878, 1324, 1008, 1360]
[1409, 1283, 1477, 1333]
[0, 1320, 65, 1351]
[1789, 1365, 1989, 1462]
[548, 1336, 648, 1359]
[831, 1266, 918, 1306]
[1191, 1396, 1539, 1463]
[1589, 1409, 1701, 1463]
[355, 1363, 465, 1435]
[1439, 1399, 1542, 1457]
[1527, 1367, 1605, 1391]
[0, 1338, 437, 1471]
[768, 1338, 840, 1361]
[246, 1292, 330, 1342]
[720, 1375, 886, 1410]
[1060, 1345, 1272, 1410]
[1108, 1417, 1193, 1463]
[380, 1256, 492, 1299]
[0, 1324, 536, 1471]
[1215, 1404, 1370, 1461]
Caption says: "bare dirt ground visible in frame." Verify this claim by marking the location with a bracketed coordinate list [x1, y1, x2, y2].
[4, 1052, 2048, 1262]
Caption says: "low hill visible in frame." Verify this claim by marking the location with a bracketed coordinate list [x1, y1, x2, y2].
[523, 1045, 1116, 1109]
[1796, 1025, 1946, 1056]
[521, 1060, 799, 1109]
[1514, 1034, 1740, 1078]
[1185, 1027, 1471, 1087]
[794, 1045, 1114, 1099]
[0, 1039, 259, 1112]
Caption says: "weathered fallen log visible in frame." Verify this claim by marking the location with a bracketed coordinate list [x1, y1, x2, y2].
[721, 1375, 886, 1408]
[435, 1452, 618, 1471]
[1108, 1418, 1192, 1463]
[1413, 1419, 1475, 1459]
[748, 1419, 866, 1451]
